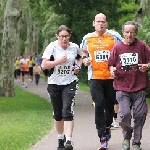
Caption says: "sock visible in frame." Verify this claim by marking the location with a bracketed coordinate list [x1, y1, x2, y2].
[58, 133, 64, 140]
[114, 113, 117, 119]
[66, 137, 72, 141]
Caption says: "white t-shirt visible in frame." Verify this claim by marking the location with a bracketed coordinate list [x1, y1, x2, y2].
[42, 40, 82, 85]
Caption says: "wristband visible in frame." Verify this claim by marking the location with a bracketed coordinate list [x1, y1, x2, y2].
[75, 64, 81, 69]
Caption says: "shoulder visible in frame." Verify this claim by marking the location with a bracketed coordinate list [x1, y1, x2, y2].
[45, 40, 58, 49]
[69, 42, 79, 49]
[82, 32, 95, 40]
[137, 39, 147, 45]
[107, 29, 123, 41]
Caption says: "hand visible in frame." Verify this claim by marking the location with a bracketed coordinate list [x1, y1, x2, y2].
[110, 66, 116, 77]
[83, 57, 91, 66]
[138, 64, 148, 72]
[57, 54, 67, 64]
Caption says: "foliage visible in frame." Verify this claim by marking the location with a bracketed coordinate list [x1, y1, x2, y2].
[0, 86, 53, 150]
[117, 1, 138, 33]
[77, 65, 88, 84]
[137, 16, 150, 46]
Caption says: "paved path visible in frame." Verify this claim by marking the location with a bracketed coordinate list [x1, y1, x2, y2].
[15, 79, 150, 150]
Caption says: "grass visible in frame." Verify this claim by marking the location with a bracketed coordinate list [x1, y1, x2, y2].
[78, 82, 90, 92]
[0, 86, 53, 150]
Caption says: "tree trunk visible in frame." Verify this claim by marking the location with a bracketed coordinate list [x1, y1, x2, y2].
[32, 22, 39, 54]
[0, 0, 22, 97]
[135, 0, 150, 23]
[24, 3, 32, 55]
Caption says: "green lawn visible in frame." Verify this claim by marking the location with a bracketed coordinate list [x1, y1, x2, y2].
[0, 86, 53, 150]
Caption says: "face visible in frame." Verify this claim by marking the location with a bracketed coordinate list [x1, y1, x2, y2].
[93, 14, 108, 35]
[122, 24, 137, 45]
[56, 30, 70, 46]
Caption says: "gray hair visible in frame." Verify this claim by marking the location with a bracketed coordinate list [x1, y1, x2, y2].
[122, 21, 141, 33]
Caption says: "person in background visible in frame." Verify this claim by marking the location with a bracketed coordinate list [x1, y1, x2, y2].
[41, 25, 82, 150]
[20, 54, 29, 88]
[37, 53, 43, 66]
[29, 55, 35, 82]
[33, 63, 41, 86]
[81, 13, 122, 150]
[15, 56, 21, 82]
[108, 21, 150, 150]
[111, 102, 119, 128]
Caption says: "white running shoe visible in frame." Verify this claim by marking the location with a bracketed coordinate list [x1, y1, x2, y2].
[113, 119, 119, 128]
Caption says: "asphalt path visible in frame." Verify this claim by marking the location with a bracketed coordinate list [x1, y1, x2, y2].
[15, 79, 150, 150]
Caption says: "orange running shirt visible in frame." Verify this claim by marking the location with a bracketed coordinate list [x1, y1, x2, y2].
[20, 58, 29, 72]
[81, 30, 122, 80]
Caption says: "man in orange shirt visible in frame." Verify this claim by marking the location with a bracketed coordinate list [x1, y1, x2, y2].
[81, 13, 122, 150]
[20, 54, 29, 88]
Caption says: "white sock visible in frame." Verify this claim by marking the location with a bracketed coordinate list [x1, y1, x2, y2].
[58, 133, 64, 140]
[66, 137, 72, 141]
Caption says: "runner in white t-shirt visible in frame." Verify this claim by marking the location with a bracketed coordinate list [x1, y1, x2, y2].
[41, 25, 82, 150]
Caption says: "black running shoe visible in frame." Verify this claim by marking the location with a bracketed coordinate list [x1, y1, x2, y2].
[64, 140, 73, 150]
[57, 139, 65, 150]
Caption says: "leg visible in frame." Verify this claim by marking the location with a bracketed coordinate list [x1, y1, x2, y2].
[62, 81, 77, 150]
[89, 79, 105, 138]
[47, 84, 65, 150]
[116, 91, 133, 150]
[132, 90, 147, 148]
[112, 101, 119, 128]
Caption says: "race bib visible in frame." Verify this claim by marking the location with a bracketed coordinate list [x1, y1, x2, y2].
[94, 50, 110, 62]
[55, 65, 72, 76]
[120, 53, 138, 71]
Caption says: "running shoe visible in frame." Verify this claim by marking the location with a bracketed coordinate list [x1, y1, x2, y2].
[64, 140, 73, 150]
[113, 119, 119, 128]
[98, 137, 108, 150]
[57, 139, 65, 150]
[122, 139, 130, 150]
[133, 144, 142, 150]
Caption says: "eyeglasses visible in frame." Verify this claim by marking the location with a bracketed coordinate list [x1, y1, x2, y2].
[58, 35, 70, 38]
[95, 21, 106, 24]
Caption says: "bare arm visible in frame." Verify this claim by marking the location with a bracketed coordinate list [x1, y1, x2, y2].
[41, 54, 67, 70]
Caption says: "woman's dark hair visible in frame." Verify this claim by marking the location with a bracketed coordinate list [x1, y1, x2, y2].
[56, 25, 72, 35]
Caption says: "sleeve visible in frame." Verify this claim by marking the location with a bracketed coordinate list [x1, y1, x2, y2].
[42, 42, 55, 59]
[108, 46, 117, 67]
[76, 44, 82, 56]
[81, 34, 88, 51]
[108, 30, 123, 43]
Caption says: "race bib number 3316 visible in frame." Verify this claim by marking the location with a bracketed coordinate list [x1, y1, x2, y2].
[120, 53, 138, 66]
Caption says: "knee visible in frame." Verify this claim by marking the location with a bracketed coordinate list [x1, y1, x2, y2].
[63, 116, 74, 121]
[120, 112, 131, 121]
[53, 114, 63, 121]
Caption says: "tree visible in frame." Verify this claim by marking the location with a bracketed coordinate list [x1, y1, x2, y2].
[135, 0, 150, 24]
[0, 0, 22, 97]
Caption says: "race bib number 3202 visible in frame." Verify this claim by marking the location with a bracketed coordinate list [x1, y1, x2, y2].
[55, 65, 72, 76]
[94, 50, 110, 62]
